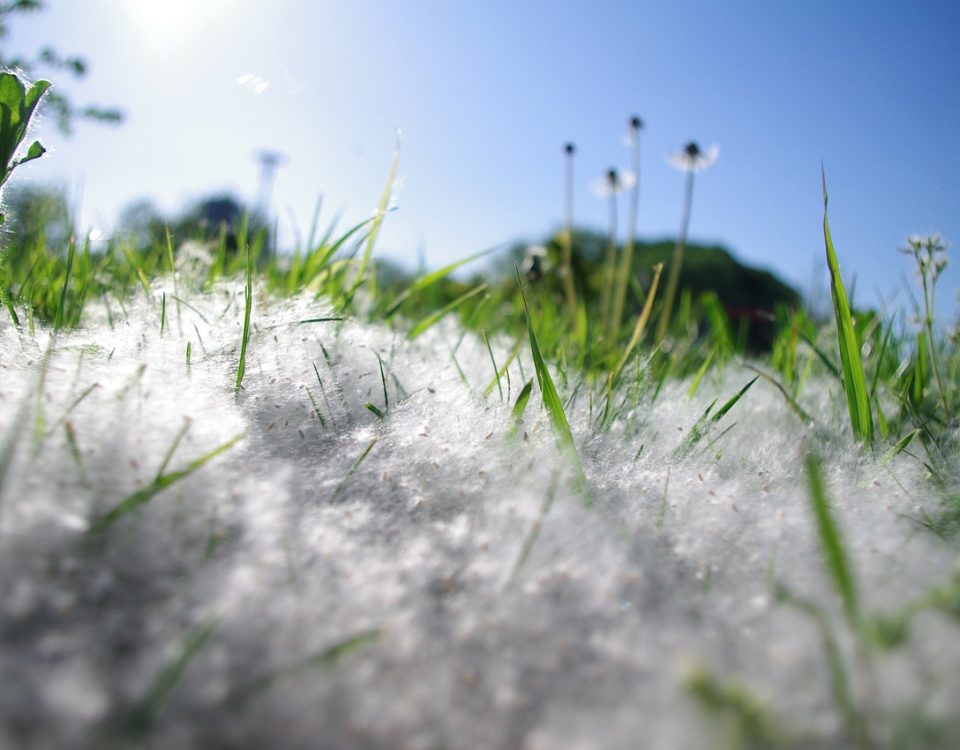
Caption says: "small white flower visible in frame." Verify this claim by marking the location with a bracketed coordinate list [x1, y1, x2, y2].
[667, 142, 719, 173]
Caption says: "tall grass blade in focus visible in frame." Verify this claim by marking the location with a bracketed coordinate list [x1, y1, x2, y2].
[821, 168, 873, 447]
[235, 220, 253, 393]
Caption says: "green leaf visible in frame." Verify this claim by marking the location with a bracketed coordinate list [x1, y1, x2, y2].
[13, 139, 44, 166]
[23, 79, 51, 117]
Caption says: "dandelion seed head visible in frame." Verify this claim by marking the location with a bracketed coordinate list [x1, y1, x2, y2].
[667, 142, 719, 173]
[591, 169, 636, 197]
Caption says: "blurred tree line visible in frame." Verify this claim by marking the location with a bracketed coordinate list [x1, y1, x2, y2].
[1, 183, 268, 253]
[3, 183, 801, 349]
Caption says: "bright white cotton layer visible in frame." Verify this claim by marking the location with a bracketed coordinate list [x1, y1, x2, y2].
[0, 278, 957, 749]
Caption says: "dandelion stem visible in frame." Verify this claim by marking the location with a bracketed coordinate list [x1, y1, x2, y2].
[656, 168, 695, 345]
[599, 171, 619, 338]
[561, 143, 578, 326]
[611, 122, 642, 339]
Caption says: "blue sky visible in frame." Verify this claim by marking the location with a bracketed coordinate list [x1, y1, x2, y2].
[6, 0, 960, 317]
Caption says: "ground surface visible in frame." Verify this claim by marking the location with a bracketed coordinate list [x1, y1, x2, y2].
[1, 279, 958, 749]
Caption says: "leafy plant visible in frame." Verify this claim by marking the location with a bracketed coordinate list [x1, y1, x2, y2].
[0, 70, 49, 223]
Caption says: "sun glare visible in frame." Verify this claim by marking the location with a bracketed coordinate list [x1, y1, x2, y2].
[118, 0, 235, 44]
[136, 0, 197, 31]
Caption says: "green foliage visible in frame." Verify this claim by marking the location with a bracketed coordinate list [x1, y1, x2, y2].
[0, 70, 48, 222]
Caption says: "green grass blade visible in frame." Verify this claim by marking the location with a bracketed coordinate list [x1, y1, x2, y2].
[407, 283, 487, 340]
[517, 269, 574, 444]
[332, 438, 378, 499]
[684, 665, 790, 748]
[774, 585, 864, 741]
[482, 330, 503, 401]
[881, 428, 920, 464]
[344, 140, 400, 305]
[88, 433, 244, 534]
[711, 376, 757, 423]
[484, 337, 522, 398]
[798, 327, 841, 380]
[822, 168, 873, 446]
[676, 378, 756, 457]
[121, 619, 218, 740]
[375, 351, 388, 408]
[805, 453, 859, 627]
[504, 473, 560, 590]
[511, 378, 534, 422]
[0, 281, 19, 326]
[741, 362, 813, 425]
[235, 231, 253, 393]
[229, 629, 381, 707]
[304, 215, 375, 285]
[516, 268, 586, 493]
[687, 345, 717, 398]
[383, 244, 501, 318]
[54, 236, 76, 331]
[610, 262, 663, 391]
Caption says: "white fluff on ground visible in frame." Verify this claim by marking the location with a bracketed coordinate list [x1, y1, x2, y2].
[0, 277, 957, 749]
